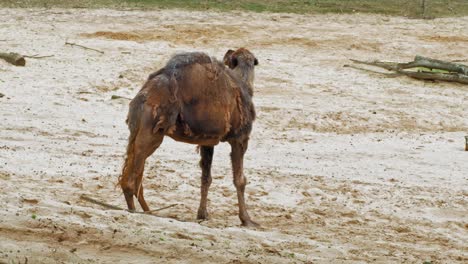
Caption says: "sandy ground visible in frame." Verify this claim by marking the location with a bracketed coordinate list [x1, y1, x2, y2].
[0, 8, 467, 264]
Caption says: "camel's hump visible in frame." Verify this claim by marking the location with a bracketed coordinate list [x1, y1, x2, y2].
[166, 52, 216, 70]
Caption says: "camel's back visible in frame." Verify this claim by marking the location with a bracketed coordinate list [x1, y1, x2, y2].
[166, 52, 242, 137]
[143, 52, 253, 139]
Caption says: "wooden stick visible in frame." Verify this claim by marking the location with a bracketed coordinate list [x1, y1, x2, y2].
[343, 64, 402, 78]
[80, 194, 179, 214]
[24, 54, 55, 59]
[80, 194, 123, 210]
[349, 59, 399, 71]
[143, 204, 178, 214]
[65, 41, 104, 54]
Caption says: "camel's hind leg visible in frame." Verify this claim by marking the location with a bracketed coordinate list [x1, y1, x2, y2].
[229, 138, 259, 227]
[121, 124, 164, 212]
[136, 184, 150, 212]
[197, 146, 214, 220]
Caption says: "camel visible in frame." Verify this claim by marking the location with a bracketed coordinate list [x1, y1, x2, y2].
[118, 48, 259, 227]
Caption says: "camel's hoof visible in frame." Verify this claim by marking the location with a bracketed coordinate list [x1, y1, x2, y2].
[241, 220, 261, 228]
[197, 209, 209, 220]
[127, 209, 136, 213]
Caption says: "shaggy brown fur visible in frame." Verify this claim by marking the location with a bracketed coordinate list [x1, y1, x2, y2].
[119, 48, 259, 227]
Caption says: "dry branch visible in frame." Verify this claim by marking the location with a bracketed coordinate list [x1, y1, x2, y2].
[402, 71, 468, 84]
[349, 59, 398, 71]
[144, 204, 178, 214]
[65, 41, 104, 54]
[80, 194, 123, 210]
[24, 54, 55, 59]
[343, 64, 401, 78]
[79, 194, 179, 214]
[349, 56, 468, 85]
[451, 59, 468, 63]
[0, 52, 26, 66]
[398, 56, 468, 75]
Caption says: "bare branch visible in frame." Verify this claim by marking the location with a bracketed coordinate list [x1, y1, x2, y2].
[80, 194, 179, 214]
[451, 59, 468, 63]
[401, 71, 468, 84]
[343, 64, 402, 78]
[144, 204, 179, 214]
[398, 55, 468, 75]
[348, 57, 468, 85]
[349, 59, 399, 71]
[24, 54, 55, 59]
[65, 41, 104, 54]
[80, 194, 123, 210]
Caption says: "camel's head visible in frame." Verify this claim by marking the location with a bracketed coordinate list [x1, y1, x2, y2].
[224, 48, 258, 93]
[223, 48, 258, 70]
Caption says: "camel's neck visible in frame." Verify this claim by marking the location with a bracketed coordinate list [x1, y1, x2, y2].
[233, 64, 255, 96]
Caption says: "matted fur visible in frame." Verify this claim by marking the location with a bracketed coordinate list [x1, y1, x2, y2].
[118, 48, 259, 226]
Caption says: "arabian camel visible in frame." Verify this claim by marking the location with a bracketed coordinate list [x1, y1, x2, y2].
[119, 48, 259, 227]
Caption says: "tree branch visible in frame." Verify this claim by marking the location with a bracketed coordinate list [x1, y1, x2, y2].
[349, 59, 399, 71]
[24, 54, 55, 59]
[401, 71, 468, 84]
[343, 64, 402, 78]
[65, 41, 104, 54]
[79, 194, 179, 214]
[348, 56, 468, 85]
[80, 194, 123, 210]
[398, 55, 468, 75]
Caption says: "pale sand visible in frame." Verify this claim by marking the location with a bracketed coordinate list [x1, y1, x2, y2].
[0, 8, 467, 263]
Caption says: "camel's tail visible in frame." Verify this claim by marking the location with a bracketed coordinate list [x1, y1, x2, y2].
[117, 92, 146, 188]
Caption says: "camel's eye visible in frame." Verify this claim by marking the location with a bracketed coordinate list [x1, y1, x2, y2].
[254, 58, 259, 66]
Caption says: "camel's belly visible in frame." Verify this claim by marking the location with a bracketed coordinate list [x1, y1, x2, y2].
[179, 101, 231, 137]
[167, 126, 221, 146]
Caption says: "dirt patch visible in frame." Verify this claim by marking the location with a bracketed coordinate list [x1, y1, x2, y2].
[80, 24, 249, 45]
[80, 26, 345, 49]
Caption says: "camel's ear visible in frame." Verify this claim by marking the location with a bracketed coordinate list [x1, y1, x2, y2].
[254, 58, 259, 66]
[230, 57, 238, 68]
[223, 49, 235, 67]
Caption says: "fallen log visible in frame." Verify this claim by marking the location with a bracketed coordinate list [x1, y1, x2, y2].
[401, 71, 468, 84]
[0, 52, 26, 66]
[349, 56, 468, 85]
[398, 56, 468, 75]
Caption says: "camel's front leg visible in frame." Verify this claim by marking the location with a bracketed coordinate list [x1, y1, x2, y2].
[197, 146, 214, 220]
